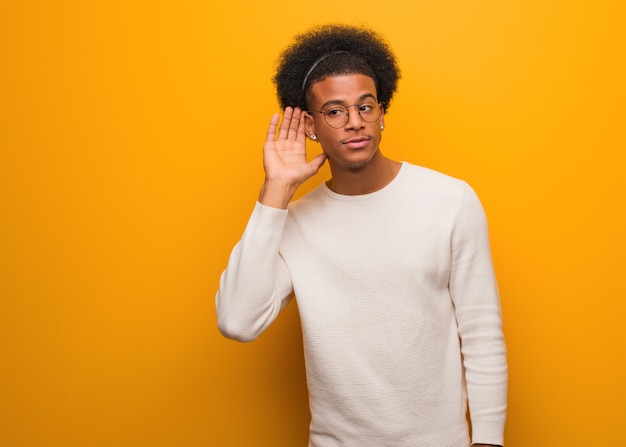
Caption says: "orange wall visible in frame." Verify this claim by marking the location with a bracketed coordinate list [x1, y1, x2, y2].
[1, 1, 624, 446]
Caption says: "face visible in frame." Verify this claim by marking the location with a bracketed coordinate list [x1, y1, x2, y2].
[305, 74, 385, 170]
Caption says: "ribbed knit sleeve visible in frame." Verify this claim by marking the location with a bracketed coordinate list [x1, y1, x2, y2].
[449, 183, 508, 446]
[215, 202, 294, 342]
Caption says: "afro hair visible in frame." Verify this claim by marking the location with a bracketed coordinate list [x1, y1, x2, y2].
[273, 24, 401, 111]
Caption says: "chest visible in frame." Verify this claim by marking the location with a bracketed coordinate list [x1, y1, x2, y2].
[282, 201, 456, 293]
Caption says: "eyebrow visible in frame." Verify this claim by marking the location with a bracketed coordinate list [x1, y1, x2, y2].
[320, 93, 378, 109]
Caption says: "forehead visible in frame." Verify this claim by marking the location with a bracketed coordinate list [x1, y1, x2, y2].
[308, 74, 377, 107]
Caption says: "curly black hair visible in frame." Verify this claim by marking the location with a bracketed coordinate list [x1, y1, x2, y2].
[273, 24, 401, 111]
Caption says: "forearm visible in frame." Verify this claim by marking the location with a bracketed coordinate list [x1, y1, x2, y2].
[258, 179, 300, 210]
[460, 306, 508, 445]
[215, 202, 293, 342]
[453, 263, 507, 444]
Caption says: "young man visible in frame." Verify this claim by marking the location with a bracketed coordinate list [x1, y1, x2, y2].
[216, 24, 507, 447]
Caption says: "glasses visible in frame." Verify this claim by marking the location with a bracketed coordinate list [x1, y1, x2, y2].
[312, 101, 384, 129]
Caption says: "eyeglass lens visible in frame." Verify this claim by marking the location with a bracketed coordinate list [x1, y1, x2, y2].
[322, 103, 382, 128]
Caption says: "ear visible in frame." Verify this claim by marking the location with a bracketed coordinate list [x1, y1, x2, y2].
[303, 111, 317, 139]
[379, 104, 385, 130]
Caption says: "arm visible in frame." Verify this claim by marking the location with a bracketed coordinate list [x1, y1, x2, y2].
[215, 108, 326, 342]
[449, 183, 508, 446]
[215, 202, 292, 342]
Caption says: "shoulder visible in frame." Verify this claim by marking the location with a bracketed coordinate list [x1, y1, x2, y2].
[285, 183, 329, 218]
[399, 162, 474, 200]
[402, 162, 460, 184]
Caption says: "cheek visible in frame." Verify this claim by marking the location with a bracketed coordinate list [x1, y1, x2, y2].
[316, 128, 337, 143]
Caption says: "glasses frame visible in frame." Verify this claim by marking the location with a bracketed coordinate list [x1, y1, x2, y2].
[311, 101, 385, 129]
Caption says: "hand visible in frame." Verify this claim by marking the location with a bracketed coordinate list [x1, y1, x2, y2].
[259, 107, 327, 209]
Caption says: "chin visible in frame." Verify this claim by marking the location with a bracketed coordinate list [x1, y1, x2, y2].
[343, 160, 372, 170]
[333, 150, 379, 170]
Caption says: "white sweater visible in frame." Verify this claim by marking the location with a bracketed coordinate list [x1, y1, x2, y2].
[216, 162, 507, 447]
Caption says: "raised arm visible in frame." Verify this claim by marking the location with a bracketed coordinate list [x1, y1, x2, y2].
[216, 108, 326, 342]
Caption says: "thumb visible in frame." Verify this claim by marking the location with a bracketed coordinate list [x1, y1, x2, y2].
[309, 153, 328, 173]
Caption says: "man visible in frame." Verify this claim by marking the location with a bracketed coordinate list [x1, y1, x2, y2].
[216, 24, 507, 447]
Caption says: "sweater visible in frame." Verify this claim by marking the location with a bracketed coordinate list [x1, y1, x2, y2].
[216, 162, 507, 447]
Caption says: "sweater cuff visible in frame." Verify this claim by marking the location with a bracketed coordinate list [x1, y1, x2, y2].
[247, 201, 288, 232]
[472, 420, 505, 446]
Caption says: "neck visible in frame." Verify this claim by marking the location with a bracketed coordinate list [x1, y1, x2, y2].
[326, 152, 401, 195]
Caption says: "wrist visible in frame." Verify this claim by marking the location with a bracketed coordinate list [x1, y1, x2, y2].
[259, 179, 299, 209]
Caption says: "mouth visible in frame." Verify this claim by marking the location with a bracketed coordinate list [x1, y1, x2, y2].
[342, 137, 370, 150]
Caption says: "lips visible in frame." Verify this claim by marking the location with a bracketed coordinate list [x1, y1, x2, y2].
[343, 137, 370, 150]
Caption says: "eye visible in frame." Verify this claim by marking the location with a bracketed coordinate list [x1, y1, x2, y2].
[359, 103, 375, 112]
[325, 107, 346, 116]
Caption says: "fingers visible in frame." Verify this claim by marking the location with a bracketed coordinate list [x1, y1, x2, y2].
[286, 107, 301, 140]
[296, 109, 307, 143]
[265, 113, 280, 145]
[273, 107, 306, 142]
[276, 107, 292, 142]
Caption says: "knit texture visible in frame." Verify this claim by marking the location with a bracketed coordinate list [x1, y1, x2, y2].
[216, 162, 507, 447]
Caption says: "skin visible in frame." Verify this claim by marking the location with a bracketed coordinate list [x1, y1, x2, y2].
[258, 73, 502, 447]
[259, 73, 400, 208]
[258, 106, 324, 209]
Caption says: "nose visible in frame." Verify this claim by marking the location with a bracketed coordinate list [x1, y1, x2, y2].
[345, 104, 364, 130]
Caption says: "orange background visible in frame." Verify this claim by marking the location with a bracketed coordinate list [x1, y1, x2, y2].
[1, 1, 624, 446]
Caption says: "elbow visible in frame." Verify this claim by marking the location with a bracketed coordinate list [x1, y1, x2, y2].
[216, 315, 261, 343]
[215, 288, 280, 342]
[215, 290, 260, 342]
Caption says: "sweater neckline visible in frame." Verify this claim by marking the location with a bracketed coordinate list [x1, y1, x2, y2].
[320, 162, 407, 202]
